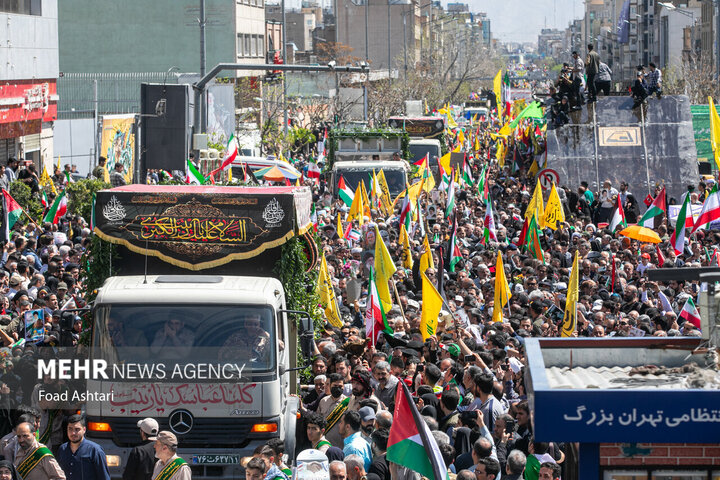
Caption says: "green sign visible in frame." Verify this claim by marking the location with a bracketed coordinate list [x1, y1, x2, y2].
[691, 104, 713, 162]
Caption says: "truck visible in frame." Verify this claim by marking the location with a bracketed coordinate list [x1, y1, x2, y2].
[328, 128, 410, 197]
[386, 116, 446, 180]
[87, 184, 316, 479]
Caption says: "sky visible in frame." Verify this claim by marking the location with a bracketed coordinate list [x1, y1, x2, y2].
[466, 0, 585, 44]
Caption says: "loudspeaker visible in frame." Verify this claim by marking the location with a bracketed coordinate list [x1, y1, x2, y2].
[140, 83, 193, 178]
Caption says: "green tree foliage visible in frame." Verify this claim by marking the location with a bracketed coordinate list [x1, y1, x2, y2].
[65, 179, 110, 222]
[8, 181, 42, 224]
[81, 235, 117, 304]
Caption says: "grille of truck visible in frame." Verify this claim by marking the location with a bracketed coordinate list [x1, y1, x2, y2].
[104, 417, 277, 447]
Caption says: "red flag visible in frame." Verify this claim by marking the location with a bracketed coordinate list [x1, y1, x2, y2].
[644, 194, 654, 207]
[656, 245, 665, 267]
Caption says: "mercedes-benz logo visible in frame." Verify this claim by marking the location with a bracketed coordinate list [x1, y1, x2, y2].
[168, 409, 193, 435]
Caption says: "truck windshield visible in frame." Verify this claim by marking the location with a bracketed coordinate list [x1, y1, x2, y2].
[93, 304, 276, 375]
[337, 168, 406, 196]
[408, 144, 440, 165]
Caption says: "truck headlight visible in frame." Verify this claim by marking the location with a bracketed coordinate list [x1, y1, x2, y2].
[106, 455, 121, 467]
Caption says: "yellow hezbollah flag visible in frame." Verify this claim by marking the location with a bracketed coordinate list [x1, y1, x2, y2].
[40, 165, 57, 196]
[493, 69, 503, 121]
[377, 170, 393, 216]
[348, 182, 364, 225]
[541, 183, 565, 230]
[400, 223, 413, 269]
[525, 179, 545, 223]
[318, 254, 343, 327]
[561, 251, 580, 337]
[360, 180, 372, 219]
[420, 271, 443, 340]
[337, 214, 344, 239]
[374, 226, 397, 312]
[710, 96, 720, 170]
[419, 235, 434, 274]
[457, 129, 465, 145]
[439, 151, 452, 173]
[492, 251, 511, 323]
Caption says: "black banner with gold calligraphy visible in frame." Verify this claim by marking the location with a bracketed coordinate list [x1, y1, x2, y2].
[94, 185, 312, 271]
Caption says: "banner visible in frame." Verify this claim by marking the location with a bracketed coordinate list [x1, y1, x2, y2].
[94, 185, 313, 270]
[691, 105, 713, 163]
[100, 114, 136, 183]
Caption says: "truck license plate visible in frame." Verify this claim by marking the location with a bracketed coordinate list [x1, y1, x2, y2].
[192, 455, 239, 465]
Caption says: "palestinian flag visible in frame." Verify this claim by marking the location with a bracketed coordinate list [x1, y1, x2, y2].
[679, 296, 701, 329]
[338, 176, 354, 207]
[387, 381, 448, 480]
[692, 183, 720, 233]
[445, 169, 456, 218]
[186, 158, 206, 185]
[413, 153, 428, 167]
[670, 193, 692, 255]
[365, 268, 392, 345]
[483, 197, 497, 244]
[608, 195, 627, 232]
[43, 190, 67, 225]
[439, 162, 451, 193]
[638, 186, 666, 228]
[526, 216, 544, 262]
[448, 218, 462, 272]
[2, 189, 23, 236]
[462, 156, 473, 186]
[656, 244, 665, 267]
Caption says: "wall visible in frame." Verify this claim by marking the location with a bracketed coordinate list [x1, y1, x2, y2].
[601, 443, 720, 468]
[0, 0, 59, 81]
[58, 0, 235, 74]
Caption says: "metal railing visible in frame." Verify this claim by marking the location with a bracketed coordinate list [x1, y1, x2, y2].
[57, 72, 189, 120]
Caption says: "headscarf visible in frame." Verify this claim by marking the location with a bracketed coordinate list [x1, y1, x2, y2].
[0, 460, 20, 480]
[351, 369, 372, 398]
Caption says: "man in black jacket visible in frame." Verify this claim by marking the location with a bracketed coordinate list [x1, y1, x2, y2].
[122, 418, 158, 480]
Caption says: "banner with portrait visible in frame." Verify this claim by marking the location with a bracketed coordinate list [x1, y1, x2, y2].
[100, 114, 136, 183]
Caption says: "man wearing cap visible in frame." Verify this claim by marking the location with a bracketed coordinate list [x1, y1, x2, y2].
[152, 431, 190, 480]
[123, 418, 159, 480]
[57, 414, 111, 480]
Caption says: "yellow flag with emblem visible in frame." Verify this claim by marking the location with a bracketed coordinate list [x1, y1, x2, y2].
[541, 183, 565, 230]
[493, 69, 503, 121]
[439, 151, 451, 173]
[348, 183, 364, 226]
[400, 223, 413, 269]
[374, 226, 397, 312]
[492, 251, 511, 322]
[561, 251, 580, 337]
[360, 180, 372, 219]
[419, 234, 434, 274]
[710, 96, 720, 171]
[377, 170, 393, 216]
[318, 254, 343, 327]
[40, 164, 57, 195]
[420, 272, 443, 340]
[457, 129, 465, 145]
[525, 179, 544, 223]
[337, 214, 344, 239]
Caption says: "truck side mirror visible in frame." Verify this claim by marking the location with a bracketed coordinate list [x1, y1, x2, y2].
[278, 309, 315, 360]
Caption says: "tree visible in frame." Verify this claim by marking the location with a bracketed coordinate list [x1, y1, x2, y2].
[664, 54, 717, 103]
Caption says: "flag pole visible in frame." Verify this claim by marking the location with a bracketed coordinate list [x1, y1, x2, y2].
[392, 280, 407, 325]
[2, 188, 42, 228]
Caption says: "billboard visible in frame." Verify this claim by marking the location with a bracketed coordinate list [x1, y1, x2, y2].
[100, 114, 136, 183]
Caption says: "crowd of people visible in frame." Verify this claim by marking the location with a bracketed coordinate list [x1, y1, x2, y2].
[0, 69, 709, 480]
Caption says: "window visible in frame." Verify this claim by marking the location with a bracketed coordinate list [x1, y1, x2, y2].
[244, 35, 251, 57]
[237, 34, 244, 56]
[0, 0, 41, 15]
[251, 35, 257, 57]
[258, 35, 265, 56]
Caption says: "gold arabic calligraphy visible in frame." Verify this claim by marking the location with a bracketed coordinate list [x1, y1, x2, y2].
[138, 216, 249, 243]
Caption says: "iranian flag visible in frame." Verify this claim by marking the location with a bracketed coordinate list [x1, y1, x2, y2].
[462, 156, 473, 186]
[186, 158, 206, 185]
[345, 228, 361, 242]
[317, 128, 328, 163]
[638, 186, 666, 228]
[338, 176, 354, 207]
[477, 164, 488, 201]
[670, 193, 693, 255]
[307, 163, 321, 182]
[2, 189, 23, 237]
[387, 381, 448, 480]
[445, 169, 456, 218]
[483, 197, 497, 244]
[399, 194, 412, 231]
[41, 191, 49, 209]
[218, 134, 238, 171]
[43, 190, 67, 224]
[609, 195, 627, 232]
[365, 268, 392, 345]
[692, 183, 720, 233]
[679, 296, 701, 329]
[448, 218, 462, 272]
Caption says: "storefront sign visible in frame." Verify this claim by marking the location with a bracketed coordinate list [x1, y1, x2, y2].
[0, 79, 58, 124]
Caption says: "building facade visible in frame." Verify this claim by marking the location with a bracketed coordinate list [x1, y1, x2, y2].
[0, 0, 59, 169]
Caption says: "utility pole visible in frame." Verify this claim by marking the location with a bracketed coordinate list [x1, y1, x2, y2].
[388, 0, 392, 79]
[199, 0, 207, 138]
[282, 0, 289, 137]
